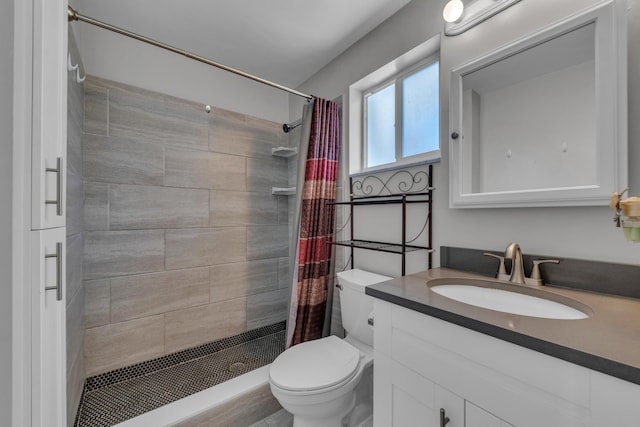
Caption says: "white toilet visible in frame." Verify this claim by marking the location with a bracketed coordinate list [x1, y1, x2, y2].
[269, 269, 392, 427]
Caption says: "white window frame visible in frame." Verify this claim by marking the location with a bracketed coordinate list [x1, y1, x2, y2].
[363, 55, 440, 169]
[349, 34, 441, 174]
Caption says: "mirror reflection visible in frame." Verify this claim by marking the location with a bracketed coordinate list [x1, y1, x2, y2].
[460, 22, 596, 194]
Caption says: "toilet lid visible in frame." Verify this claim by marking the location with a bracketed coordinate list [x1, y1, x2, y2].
[270, 335, 361, 392]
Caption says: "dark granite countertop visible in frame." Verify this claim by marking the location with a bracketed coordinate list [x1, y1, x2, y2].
[366, 268, 640, 386]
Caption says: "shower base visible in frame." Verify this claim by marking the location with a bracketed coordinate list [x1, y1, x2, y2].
[74, 321, 286, 427]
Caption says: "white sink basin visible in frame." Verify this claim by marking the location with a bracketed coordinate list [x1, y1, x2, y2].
[430, 283, 589, 319]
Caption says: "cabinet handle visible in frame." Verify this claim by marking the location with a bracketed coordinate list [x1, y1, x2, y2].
[44, 242, 63, 301]
[440, 408, 450, 427]
[45, 157, 63, 216]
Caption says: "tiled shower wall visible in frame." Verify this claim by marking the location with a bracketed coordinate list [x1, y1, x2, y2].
[66, 29, 85, 425]
[82, 76, 292, 376]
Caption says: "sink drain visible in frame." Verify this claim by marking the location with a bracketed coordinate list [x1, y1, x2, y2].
[229, 362, 247, 373]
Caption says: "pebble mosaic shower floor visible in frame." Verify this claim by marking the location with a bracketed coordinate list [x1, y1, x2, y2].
[74, 322, 286, 427]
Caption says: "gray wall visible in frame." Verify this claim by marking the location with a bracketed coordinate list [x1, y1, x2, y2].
[1, 0, 14, 424]
[76, 19, 289, 124]
[294, 0, 640, 278]
[81, 76, 292, 376]
[66, 28, 85, 426]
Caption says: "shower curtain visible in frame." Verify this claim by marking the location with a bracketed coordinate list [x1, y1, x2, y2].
[286, 98, 341, 347]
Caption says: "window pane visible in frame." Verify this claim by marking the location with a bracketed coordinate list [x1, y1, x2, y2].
[366, 84, 396, 167]
[402, 61, 439, 158]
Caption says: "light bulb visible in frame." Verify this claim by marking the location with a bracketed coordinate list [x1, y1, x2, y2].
[443, 0, 464, 23]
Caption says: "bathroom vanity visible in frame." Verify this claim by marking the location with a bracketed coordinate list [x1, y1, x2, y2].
[368, 268, 640, 427]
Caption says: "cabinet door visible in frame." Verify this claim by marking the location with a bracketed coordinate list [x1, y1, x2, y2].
[31, 227, 67, 427]
[31, 0, 67, 230]
[466, 402, 514, 427]
[375, 353, 464, 427]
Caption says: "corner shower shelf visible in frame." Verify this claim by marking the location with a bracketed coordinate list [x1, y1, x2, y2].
[329, 164, 434, 276]
[272, 187, 296, 196]
[271, 146, 298, 157]
[271, 147, 297, 195]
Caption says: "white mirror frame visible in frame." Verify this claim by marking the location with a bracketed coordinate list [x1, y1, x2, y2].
[449, 0, 627, 208]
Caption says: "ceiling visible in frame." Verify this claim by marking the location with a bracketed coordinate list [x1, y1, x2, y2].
[77, 0, 414, 88]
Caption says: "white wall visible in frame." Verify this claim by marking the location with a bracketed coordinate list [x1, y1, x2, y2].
[1, 0, 13, 424]
[295, 0, 640, 277]
[76, 21, 290, 123]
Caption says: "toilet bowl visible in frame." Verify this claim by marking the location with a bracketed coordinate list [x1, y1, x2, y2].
[269, 269, 391, 427]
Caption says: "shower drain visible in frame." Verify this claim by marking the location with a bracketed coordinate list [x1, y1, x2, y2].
[228, 362, 247, 373]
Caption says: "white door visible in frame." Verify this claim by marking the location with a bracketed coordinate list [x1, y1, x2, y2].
[466, 402, 514, 427]
[31, 227, 67, 427]
[17, 0, 68, 425]
[31, 0, 67, 230]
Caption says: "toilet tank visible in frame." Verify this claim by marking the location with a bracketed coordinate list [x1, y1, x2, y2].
[336, 269, 392, 346]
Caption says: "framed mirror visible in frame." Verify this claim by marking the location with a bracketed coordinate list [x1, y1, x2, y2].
[449, 0, 627, 208]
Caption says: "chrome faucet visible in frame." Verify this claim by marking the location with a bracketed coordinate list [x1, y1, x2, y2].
[504, 242, 526, 284]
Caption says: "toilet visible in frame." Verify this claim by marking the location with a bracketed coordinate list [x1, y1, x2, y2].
[269, 269, 392, 427]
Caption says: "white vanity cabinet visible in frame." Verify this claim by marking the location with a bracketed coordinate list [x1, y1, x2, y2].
[30, 227, 67, 427]
[465, 403, 513, 427]
[375, 351, 464, 426]
[373, 299, 640, 427]
[31, 0, 68, 230]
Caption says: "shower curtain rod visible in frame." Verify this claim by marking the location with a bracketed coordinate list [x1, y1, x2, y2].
[67, 6, 315, 101]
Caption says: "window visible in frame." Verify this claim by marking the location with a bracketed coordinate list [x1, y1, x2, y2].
[364, 59, 440, 168]
[348, 35, 441, 174]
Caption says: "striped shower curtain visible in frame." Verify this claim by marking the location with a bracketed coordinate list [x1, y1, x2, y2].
[287, 98, 341, 347]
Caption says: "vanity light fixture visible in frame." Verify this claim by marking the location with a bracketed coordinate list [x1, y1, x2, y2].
[443, 0, 464, 23]
[444, 0, 522, 36]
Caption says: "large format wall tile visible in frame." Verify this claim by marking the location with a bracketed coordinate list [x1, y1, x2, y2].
[84, 279, 110, 329]
[84, 230, 165, 279]
[247, 225, 289, 260]
[110, 184, 210, 230]
[81, 77, 295, 371]
[83, 134, 164, 186]
[246, 288, 289, 330]
[85, 315, 165, 376]
[83, 182, 109, 231]
[67, 46, 85, 426]
[165, 148, 246, 191]
[108, 83, 208, 151]
[66, 171, 84, 236]
[67, 342, 85, 427]
[84, 78, 109, 136]
[66, 285, 85, 375]
[278, 257, 290, 289]
[209, 259, 278, 303]
[66, 233, 84, 304]
[164, 298, 246, 353]
[165, 227, 246, 270]
[111, 267, 210, 322]
[67, 87, 84, 178]
[246, 157, 288, 193]
[210, 190, 278, 226]
[208, 109, 280, 159]
[277, 196, 289, 225]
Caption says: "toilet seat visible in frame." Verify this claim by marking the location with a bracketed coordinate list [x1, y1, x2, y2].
[269, 335, 361, 393]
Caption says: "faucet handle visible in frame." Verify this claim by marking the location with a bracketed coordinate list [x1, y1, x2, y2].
[483, 252, 507, 278]
[530, 259, 560, 284]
